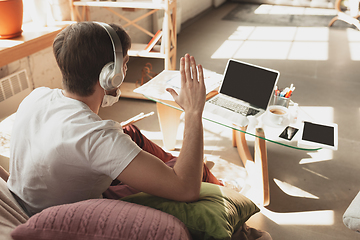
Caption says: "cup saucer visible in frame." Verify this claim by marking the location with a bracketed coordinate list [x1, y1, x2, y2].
[262, 114, 290, 128]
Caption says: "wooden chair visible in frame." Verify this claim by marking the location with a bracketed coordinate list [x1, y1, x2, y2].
[329, 0, 360, 30]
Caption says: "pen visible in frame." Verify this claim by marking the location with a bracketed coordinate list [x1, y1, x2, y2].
[274, 86, 280, 96]
[280, 87, 290, 97]
[121, 112, 154, 127]
[284, 90, 291, 98]
[285, 86, 295, 98]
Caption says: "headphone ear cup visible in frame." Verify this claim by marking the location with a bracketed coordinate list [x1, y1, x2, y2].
[99, 62, 115, 90]
[96, 22, 124, 91]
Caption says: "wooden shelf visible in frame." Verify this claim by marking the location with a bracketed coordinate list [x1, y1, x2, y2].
[0, 22, 71, 67]
[70, 0, 177, 99]
[73, 0, 166, 9]
[129, 43, 164, 58]
[70, 0, 177, 70]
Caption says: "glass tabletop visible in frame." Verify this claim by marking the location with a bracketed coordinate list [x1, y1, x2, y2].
[143, 95, 322, 152]
[134, 70, 321, 151]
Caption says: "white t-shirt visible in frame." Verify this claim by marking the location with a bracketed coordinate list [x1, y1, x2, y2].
[7, 87, 141, 216]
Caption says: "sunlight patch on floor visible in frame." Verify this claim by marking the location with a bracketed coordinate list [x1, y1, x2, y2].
[299, 148, 333, 164]
[259, 206, 334, 225]
[211, 40, 244, 59]
[294, 27, 329, 41]
[211, 26, 329, 61]
[302, 167, 330, 180]
[254, 4, 337, 16]
[288, 42, 328, 60]
[247, 26, 298, 41]
[274, 178, 319, 199]
[204, 145, 227, 152]
[205, 155, 247, 181]
[233, 40, 292, 60]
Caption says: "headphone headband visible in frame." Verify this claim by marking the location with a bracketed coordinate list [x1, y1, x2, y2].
[95, 22, 124, 91]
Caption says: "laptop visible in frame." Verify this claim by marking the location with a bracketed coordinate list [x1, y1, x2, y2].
[204, 59, 280, 126]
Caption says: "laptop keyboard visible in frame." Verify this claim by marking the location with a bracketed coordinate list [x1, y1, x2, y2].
[208, 96, 260, 116]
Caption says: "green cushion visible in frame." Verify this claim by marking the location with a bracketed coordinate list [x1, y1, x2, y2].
[121, 182, 259, 240]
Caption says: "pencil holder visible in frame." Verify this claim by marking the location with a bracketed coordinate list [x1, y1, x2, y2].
[273, 93, 290, 108]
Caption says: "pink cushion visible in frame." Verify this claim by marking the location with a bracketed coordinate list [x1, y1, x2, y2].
[11, 198, 191, 240]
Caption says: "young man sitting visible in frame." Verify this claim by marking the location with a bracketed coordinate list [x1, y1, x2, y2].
[7, 22, 222, 217]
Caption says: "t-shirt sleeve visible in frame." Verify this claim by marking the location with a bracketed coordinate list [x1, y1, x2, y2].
[89, 121, 142, 180]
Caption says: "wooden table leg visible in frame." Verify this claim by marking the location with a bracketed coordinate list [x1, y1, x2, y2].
[232, 126, 253, 167]
[254, 128, 270, 206]
[156, 101, 182, 150]
[154, 92, 218, 151]
[232, 127, 270, 206]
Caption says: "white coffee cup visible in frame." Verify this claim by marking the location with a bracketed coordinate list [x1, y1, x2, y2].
[266, 105, 288, 125]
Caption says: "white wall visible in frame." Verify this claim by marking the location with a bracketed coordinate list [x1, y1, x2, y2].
[1, 47, 61, 90]
[180, 0, 213, 23]
[179, 0, 226, 23]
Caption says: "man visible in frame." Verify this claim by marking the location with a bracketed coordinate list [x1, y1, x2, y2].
[7, 22, 221, 217]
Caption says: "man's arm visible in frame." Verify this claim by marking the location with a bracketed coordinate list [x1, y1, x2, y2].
[117, 54, 206, 202]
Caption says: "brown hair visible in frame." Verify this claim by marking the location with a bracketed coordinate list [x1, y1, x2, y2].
[53, 22, 131, 96]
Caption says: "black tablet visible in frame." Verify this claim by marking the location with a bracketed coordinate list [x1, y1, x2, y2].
[298, 121, 338, 150]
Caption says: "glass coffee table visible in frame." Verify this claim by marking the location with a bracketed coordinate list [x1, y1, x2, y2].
[134, 70, 321, 206]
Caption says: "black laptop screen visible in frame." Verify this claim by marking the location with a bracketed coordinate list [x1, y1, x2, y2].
[220, 60, 279, 110]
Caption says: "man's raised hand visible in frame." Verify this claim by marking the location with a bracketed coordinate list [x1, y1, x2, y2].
[166, 54, 206, 116]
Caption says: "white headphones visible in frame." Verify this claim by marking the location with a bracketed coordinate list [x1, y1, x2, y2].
[96, 22, 124, 91]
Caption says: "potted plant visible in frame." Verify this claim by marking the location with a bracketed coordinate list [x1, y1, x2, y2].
[0, 0, 23, 39]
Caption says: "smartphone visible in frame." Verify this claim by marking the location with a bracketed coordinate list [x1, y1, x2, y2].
[279, 126, 299, 141]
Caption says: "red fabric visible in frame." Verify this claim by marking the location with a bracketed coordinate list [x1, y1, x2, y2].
[122, 124, 222, 186]
[103, 124, 222, 199]
[122, 124, 174, 163]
